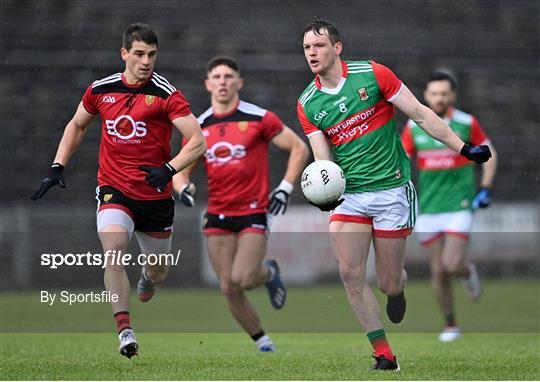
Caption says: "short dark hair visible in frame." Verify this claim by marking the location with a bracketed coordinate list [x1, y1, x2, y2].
[427, 71, 457, 90]
[303, 19, 341, 45]
[123, 23, 158, 51]
[206, 56, 241, 75]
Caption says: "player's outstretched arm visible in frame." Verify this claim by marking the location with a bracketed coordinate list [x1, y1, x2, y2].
[268, 126, 309, 215]
[392, 86, 491, 163]
[31, 102, 94, 200]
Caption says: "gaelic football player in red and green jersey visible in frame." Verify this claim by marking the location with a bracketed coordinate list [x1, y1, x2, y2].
[297, 20, 491, 371]
[401, 71, 498, 342]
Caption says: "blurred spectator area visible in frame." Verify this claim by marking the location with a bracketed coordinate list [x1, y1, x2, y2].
[1, 0, 538, 204]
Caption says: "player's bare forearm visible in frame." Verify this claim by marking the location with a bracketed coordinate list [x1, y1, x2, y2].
[414, 107, 464, 153]
[283, 138, 309, 183]
[172, 163, 196, 194]
[271, 127, 309, 184]
[393, 86, 464, 153]
[53, 102, 94, 165]
[169, 114, 207, 172]
[169, 134, 206, 172]
[480, 143, 498, 188]
[309, 133, 333, 161]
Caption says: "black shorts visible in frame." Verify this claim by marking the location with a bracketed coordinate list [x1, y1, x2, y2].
[96, 185, 174, 236]
[203, 212, 269, 236]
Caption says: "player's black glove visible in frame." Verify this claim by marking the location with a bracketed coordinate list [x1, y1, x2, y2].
[460, 144, 491, 164]
[472, 187, 492, 209]
[179, 182, 196, 207]
[139, 163, 177, 192]
[309, 198, 344, 212]
[269, 180, 293, 215]
[30, 163, 66, 200]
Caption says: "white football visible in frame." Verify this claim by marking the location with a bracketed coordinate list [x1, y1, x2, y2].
[301, 160, 346, 205]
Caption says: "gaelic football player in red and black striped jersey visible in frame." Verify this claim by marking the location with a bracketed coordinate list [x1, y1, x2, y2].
[173, 56, 308, 352]
[31, 23, 206, 358]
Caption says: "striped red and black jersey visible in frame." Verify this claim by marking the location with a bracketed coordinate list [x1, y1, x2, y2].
[195, 100, 285, 216]
[82, 72, 191, 200]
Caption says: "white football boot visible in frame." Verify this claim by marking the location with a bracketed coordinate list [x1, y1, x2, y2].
[118, 328, 139, 358]
[438, 326, 462, 342]
[461, 263, 482, 301]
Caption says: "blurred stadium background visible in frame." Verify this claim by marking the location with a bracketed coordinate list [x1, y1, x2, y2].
[0, 0, 538, 333]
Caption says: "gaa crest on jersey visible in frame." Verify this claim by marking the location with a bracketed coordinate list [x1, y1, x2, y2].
[238, 121, 249, 132]
[357, 88, 369, 101]
[145, 95, 155, 106]
[104, 194, 113, 202]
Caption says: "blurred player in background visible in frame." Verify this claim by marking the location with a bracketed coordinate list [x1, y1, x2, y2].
[173, 56, 308, 352]
[401, 71, 498, 342]
[297, 19, 491, 370]
[30, 23, 206, 358]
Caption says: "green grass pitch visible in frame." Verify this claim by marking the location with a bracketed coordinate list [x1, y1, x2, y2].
[1, 280, 539, 380]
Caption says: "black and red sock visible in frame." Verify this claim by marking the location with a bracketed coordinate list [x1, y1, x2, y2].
[445, 312, 457, 327]
[114, 311, 131, 333]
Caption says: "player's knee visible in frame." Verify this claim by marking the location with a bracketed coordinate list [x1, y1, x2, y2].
[220, 280, 241, 299]
[377, 279, 402, 296]
[237, 274, 258, 290]
[338, 263, 364, 284]
[145, 265, 168, 284]
[442, 259, 462, 276]
[230, 269, 255, 290]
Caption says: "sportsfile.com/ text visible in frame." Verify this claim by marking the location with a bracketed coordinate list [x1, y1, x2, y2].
[40, 250, 181, 269]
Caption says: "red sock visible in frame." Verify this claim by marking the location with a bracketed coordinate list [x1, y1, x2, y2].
[367, 329, 394, 360]
[114, 311, 131, 333]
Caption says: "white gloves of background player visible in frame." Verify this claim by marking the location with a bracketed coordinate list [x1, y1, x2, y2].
[179, 182, 196, 207]
[269, 180, 293, 215]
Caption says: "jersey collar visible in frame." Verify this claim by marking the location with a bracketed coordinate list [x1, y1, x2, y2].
[212, 99, 241, 118]
[121, 71, 153, 88]
[315, 60, 348, 91]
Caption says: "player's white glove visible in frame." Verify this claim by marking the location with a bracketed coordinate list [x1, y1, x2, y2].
[269, 180, 293, 215]
[179, 182, 196, 207]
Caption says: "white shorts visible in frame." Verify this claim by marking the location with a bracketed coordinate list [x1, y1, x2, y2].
[330, 181, 417, 238]
[415, 210, 473, 245]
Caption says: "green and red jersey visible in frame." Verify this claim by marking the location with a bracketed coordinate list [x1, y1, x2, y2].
[401, 107, 489, 213]
[297, 60, 410, 193]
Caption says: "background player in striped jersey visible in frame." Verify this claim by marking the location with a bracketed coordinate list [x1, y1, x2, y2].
[297, 20, 491, 370]
[401, 71, 498, 342]
[173, 56, 308, 352]
[30, 23, 206, 358]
